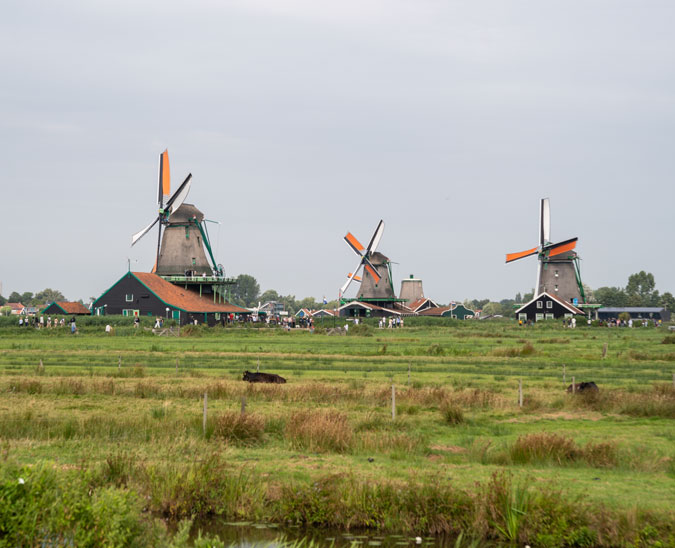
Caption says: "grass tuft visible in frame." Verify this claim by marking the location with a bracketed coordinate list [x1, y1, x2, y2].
[285, 409, 353, 453]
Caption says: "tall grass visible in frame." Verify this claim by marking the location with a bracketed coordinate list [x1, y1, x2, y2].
[285, 409, 353, 453]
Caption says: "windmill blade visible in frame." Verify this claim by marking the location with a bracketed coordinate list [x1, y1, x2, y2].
[346, 273, 362, 282]
[362, 256, 382, 283]
[505, 246, 539, 263]
[131, 217, 159, 246]
[344, 232, 365, 257]
[366, 220, 385, 253]
[165, 173, 192, 215]
[158, 149, 171, 207]
[540, 198, 550, 245]
[341, 259, 364, 295]
[544, 237, 577, 258]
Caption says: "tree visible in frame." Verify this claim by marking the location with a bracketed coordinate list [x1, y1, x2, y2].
[482, 302, 504, 316]
[34, 288, 66, 305]
[21, 292, 34, 305]
[522, 290, 534, 303]
[594, 287, 627, 307]
[259, 289, 280, 304]
[626, 271, 658, 306]
[230, 274, 260, 307]
[8, 291, 22, 303]
[660, 292, 675, 311]
[0, 294, 6, 306]
[0, 306, 11, 316]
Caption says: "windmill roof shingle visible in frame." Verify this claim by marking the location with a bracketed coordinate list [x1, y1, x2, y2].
[132, 272, 249, 314]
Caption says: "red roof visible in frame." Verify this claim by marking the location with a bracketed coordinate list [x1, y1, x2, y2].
[54, 302, 90, 314]
[418, 305, 452, 316]
[132, 272, 249, 313]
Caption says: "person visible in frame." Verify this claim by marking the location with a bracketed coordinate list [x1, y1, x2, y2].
[400, 318, 404, 328]
[39, 316, 44, 328]
[18, 317, 23, 327]
[571, 317, 576, 329]
[105, 324, 112, 335]
[60, 318, 65, 327]
[134, 316, 140, 328]
[154, 317, 161, 328]
[70, 317, 76, 334]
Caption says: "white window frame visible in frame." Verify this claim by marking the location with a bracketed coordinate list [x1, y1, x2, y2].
[125, 294, 134, 302]
[535, 313, 544, 322]
[518, 313, 527, 321]
[536, 301, 543, 309]
[546, 301, 553, 309]
[545, 313, 554, 320]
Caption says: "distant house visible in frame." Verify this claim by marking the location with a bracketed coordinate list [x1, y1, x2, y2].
[259, 301, 285, 315]
[408, 298, 439, 314]
[597, 307, 671, 322]
[418, 303, 475, 320]
[42, 301, 90, 316]
[92, 271, 249, 326]
[7, 303, 25, 315]
[312, 309, 337, 319]
[514, 292, 584, 322]
[338, 301, 403, 318]
[295, 308, 312, 318]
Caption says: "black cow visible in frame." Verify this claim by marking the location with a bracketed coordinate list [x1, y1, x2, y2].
[243, 370, 286, 384]
[566, 381, 599, 393]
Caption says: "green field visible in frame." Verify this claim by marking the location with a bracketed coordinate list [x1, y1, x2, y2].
[1, 318, 674, 547]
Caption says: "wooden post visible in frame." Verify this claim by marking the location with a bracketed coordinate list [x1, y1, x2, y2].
[391, 384, 396, 420]
[241, 396, 247, 415]
[602, 343, 608, 359]
[118, 355, 121, 370]
[203, 392, 208, 436]
[572, 376, 575, 394]
[518, 379, 523, 408]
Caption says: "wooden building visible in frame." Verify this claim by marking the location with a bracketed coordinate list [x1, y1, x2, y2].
[92, 272, 248, 326]
[596, 307, 671, 322]
[514, 292, 584, 323]
[42, 301, 91, 316]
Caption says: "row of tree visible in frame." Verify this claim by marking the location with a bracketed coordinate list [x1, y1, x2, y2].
[0, 289, 66, 308]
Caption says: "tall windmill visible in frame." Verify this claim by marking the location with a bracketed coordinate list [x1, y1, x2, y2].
[506, 198, 585, 304]
[131, 150, 193, 268]
[340, 220, 396, 301]
[130, 151, 232, 302]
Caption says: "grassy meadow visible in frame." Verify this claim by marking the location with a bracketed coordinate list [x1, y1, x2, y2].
[0, 316, 674, 546]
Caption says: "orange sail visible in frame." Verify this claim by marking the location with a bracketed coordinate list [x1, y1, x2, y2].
[505, 246, 539, 263]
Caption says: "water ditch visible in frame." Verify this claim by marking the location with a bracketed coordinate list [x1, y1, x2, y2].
[190, 521, 479, 548]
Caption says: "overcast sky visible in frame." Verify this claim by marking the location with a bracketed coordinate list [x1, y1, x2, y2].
[2, 0, 674, 304]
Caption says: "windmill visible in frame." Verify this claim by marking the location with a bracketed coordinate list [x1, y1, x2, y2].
[340, 220, 396, 301]
[130, 151, 226, 282]
[506, 198, 585, 304]
[131, 150, 193, 268]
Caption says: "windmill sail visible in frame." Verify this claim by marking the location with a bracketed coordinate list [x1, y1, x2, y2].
[340, 220, 385, 296]
[158, 150, 170, 207]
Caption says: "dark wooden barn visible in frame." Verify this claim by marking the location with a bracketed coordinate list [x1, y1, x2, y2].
[42, 301, 91, 316]
[92, 271, 249, 326]
[514, 292, 584, 323]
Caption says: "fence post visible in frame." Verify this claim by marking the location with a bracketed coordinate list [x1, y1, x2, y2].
[572, 376, 575, 394]
[203, 392, 208, 436]
[518, 379, 523, 408]
[391, 384, 396, 420]
[118, 355, 121, 370]
[241, 396, 247, 415]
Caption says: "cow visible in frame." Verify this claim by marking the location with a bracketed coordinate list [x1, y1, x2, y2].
[243, 370, 287, 384]
[566, 381, 599, 394]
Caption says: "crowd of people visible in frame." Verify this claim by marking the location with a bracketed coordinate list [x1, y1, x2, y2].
[18, 315, 78, 333]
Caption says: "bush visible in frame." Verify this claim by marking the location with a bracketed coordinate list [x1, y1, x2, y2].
[285, 409, 353, 453]
[211, 411, 265, 445]
[440, 401, 465, 425]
